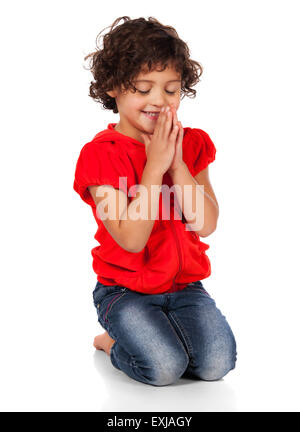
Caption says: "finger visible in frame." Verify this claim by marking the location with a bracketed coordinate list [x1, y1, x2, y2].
[171, 105, 178, 128]
[174, 122, 182, 144]
[142, 132, 153, 146]
[158, 107, 165, 124]
[178, 122, 184, 140]
[140, 134, 149, 153]
[170, 123, 179, 141]
[158, 107, 170, 141]
[153, 107, 165, 137]
[179, 129, 183, 144]
[167, 104, 177, 134]
[156, 107, 167, 137]
[180, 122, 184, 135]
[163, 108, 173, 138]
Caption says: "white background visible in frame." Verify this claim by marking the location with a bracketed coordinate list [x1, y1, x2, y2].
[1, 0, 300, 412]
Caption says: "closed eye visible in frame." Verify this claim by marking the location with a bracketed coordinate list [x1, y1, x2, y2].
[137, 90, 176, 95]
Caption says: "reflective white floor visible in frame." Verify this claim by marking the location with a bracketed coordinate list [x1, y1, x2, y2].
[1, 321, 300, 412]
[1, 273, 300, 412]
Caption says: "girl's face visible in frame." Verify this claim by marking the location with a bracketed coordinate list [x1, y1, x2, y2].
[107, 63, 182, 143]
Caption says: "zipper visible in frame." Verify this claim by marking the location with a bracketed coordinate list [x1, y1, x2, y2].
[162, 177, 183, 291]
[169, 217, 183, 290]
[192, 231, 198, 240]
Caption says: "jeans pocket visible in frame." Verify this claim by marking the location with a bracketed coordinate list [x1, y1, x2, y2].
[93, 282, 121, 306]
[101, 290, 127, 324]
[186, 280, 211, 297]
[93, 283, 128, 326]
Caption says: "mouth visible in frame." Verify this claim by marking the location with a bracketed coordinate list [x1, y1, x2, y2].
[141, 111, 160, 121]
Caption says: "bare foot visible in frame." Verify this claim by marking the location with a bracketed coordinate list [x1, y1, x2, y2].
[93, 331, 115, 355]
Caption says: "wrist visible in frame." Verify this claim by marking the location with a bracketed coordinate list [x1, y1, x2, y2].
[168, 162, 188, 177]
[144, 162, 164, 180]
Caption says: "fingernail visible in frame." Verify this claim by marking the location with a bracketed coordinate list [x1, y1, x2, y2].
[165, 106, 170, 112]
[161, 107, 165, 112]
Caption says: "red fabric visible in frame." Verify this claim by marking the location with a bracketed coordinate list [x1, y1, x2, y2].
[73, 123, 217, 294]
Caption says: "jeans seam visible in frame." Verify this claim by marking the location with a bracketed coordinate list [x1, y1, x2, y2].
[104, 292, 127, 323]
[168, 311, 194, 360]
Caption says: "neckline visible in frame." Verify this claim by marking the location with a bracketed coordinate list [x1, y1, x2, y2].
[107, 123, 146, 148]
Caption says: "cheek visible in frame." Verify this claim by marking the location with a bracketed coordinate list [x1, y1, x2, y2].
[117, 93, 142, 112]
[127, 97, 144, 112]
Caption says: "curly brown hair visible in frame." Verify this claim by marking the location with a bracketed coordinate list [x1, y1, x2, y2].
[84, 16, 203, 113]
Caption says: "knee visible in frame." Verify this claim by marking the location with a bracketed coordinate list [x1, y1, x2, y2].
[200, 351, 237, 381]
[148, 351, 189, 387]
[196, 355, 236, 381]
[193, 337, 237, 381]
[151, 361, 189, 386]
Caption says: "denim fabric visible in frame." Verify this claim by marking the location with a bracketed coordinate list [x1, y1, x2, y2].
[93, 280, 237, 386]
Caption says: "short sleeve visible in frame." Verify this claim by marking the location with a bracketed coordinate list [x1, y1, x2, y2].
[73, 140, 129, 207]
[184, 128, 217, 177]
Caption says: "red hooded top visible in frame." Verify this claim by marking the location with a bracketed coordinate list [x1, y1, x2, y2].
[73, 123, 217, 294]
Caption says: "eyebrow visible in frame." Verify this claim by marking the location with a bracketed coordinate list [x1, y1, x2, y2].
[134, 79, 181, 83]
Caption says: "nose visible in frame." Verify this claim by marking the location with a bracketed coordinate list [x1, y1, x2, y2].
[149, 89, 172, 109]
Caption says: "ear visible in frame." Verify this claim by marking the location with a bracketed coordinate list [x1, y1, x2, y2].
[106, 89, 118, 98]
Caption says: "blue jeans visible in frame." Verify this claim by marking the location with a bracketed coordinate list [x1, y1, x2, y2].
[93, 280, 237, 386]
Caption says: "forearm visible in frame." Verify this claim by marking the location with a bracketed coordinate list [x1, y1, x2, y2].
[169, 163, 219, 237]
[119, 164, 163, 252]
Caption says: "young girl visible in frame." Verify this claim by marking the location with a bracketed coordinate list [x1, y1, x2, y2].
[73, 16, 237, 386]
